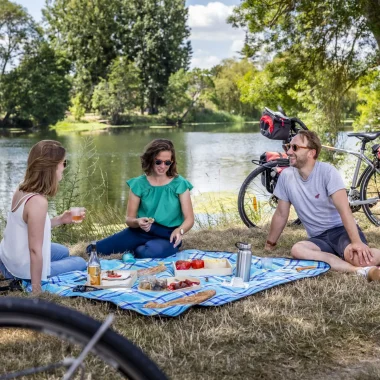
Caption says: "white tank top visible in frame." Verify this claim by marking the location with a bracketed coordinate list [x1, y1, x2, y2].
[0, 193, 51, 280]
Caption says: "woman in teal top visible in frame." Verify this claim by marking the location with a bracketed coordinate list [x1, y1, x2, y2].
[92, 139, 194, 258]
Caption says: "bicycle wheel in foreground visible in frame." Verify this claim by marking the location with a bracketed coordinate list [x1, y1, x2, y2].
[238, 166, 279, 228]
[0, 297, 167, 380]
[360, 168, 380, 226]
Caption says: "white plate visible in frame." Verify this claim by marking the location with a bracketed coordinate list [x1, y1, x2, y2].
[101, 271, 130, 281]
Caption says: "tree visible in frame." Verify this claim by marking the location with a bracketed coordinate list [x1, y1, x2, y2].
[44, 0, 121, 103]
[354, 69, 380, 129]
[1, 42, 71, 127]
[44, 0, 192, 114]
[211, 58, 257, 116]
[0, 0, 40, 76]
[229, 0, 380, 66]
[229, 1, 375, 141]
[118, 0, 191, 114]
[91, 57, 141, 124]
[163, 68, 214, 125]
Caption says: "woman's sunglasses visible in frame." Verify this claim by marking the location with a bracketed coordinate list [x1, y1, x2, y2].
[155, 160, 172, 166]
[282, 144, 311, 153]
[63, 159, 67, 168]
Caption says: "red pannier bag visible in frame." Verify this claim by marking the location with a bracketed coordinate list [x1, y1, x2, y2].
[260, 108, 291, 140]
[259, 151, 288, 193]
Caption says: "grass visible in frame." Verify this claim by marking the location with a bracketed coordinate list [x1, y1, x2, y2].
[2, 223, 380, 379]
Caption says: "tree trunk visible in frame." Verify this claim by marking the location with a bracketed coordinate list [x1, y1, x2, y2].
[363, 0, 380, 55]
[0, 111, 11, 127]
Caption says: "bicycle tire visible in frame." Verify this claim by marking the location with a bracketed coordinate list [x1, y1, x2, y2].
[238, 164, 278, 228]
[0, 297, 167, 380]
[360, 167, 380, 226]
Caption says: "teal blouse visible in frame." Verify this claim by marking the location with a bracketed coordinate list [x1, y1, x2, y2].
[127, 175, 193, 228]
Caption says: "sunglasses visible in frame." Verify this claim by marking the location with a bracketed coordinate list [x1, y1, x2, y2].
[155, 160, 172, 166]
[282, 143, 311, 152]
[63, 159, 67, 168]
[72, 285, 100, 293]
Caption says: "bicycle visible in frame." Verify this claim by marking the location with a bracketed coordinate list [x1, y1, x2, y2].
[0, 296, 167, 380]
[238, 107, 380, 228]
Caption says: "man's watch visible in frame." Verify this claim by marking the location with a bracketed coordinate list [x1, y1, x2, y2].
[266, 240, 277, 247]
[180, 228, 184, 235]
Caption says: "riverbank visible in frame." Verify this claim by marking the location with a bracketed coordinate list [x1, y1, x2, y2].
[1, 224, 380, 379]
[51, 111, 249, 133]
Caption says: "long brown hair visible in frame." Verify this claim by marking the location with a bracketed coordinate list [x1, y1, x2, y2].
[19, 140, 66, 197]
[140, 139, 178, 177]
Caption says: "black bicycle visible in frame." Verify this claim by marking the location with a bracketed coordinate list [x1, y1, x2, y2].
[0, 297, 167, 380]
[238, 107, 380, 228]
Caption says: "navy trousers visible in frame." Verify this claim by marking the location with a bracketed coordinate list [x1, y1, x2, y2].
[90, 223, 180, 259]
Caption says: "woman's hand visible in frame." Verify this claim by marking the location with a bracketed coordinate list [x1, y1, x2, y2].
[58, 209, 86, 226]
[170, 228, 182, 248]
[31, 283, 42, 294]
[138, 217, 152, 232]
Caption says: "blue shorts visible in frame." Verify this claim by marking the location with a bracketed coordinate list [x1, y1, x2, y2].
[308, 225, 367, 260]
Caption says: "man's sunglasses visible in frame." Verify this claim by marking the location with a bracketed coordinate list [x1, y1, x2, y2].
[155, 160, 172, 166]
[282, 143, 311, 152]
[63, 159, 67, 168]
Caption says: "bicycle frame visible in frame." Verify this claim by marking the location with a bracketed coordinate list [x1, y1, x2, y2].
[321, 144, 380, 206]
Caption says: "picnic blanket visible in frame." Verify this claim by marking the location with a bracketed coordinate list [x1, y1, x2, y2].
[31, 250, 330, 317]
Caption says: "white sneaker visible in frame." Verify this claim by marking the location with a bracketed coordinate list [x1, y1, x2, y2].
[356, 266, 380, 282]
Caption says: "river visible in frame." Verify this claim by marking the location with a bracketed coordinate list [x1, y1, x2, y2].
[0, 123, 359, 225]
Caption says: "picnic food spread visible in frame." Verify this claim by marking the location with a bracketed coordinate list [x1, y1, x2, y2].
[138, 276, 200, 292]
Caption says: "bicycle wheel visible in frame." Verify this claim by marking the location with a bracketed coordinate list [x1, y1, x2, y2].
[238, 165, 279, 228]
[360, 167, 380, 226]
[0, 297, 167, 380]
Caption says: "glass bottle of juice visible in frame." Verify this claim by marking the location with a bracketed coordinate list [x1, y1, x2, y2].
[88, 241, 101, 286]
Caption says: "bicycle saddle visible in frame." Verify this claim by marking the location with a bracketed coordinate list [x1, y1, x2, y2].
[347, 131, 380, 141]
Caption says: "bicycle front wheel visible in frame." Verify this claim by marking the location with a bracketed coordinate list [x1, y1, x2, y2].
[0, 297, 167, 380]
[238, 165, 279, 228]
[360, 167, 380, 226]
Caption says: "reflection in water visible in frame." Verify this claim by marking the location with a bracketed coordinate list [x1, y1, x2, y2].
[0, 123, 359, 224]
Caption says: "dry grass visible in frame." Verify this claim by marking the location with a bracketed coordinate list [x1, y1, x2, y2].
[2, 224, 380, 379]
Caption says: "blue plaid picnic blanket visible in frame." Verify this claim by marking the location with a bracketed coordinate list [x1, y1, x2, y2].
[30, 250, 330, 317]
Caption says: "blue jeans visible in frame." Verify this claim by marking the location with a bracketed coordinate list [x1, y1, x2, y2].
[0, 243, 87, 280]
[90, 223, 180, 259]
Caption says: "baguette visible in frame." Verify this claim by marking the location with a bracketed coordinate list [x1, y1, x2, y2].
[144, 289, 216, 308]
[137, 264, 166, 278]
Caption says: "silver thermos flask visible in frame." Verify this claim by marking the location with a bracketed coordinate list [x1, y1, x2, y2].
[235, 242, 252, 282]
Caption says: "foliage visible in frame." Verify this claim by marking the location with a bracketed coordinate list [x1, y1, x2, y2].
[69, 93, 86, 121]
[354, 69, 380, 129]
[210, 58, 258, 117]
[0, 0, 40, 76]
[91, 58, 141, 124]
[229, 0, 380, 66]
[45, 0, 191, 114]
[1, 41, 71, 127]
[121, 0, 192, 114]
[44, 0, 120, 96]
[163, 68, 214, 124]
[228, 0, 380, 142]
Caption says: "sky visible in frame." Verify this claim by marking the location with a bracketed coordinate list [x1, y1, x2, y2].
[14, 0, 245, 69]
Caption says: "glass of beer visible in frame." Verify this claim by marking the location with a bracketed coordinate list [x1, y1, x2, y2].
[70, 207, 84, 223]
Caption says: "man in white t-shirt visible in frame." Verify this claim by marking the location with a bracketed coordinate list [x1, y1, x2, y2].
[264, 130, 380, 281]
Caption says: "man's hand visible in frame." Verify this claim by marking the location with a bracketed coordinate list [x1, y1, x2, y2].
[347, 242, 374, 265]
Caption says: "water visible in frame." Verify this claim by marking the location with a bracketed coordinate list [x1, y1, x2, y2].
[0, 123, 361, 220]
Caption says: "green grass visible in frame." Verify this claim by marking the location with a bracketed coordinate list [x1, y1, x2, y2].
[2, 223, 380, 379]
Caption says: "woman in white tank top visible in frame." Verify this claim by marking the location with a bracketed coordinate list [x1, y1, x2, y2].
[0, 140, 86, 293]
